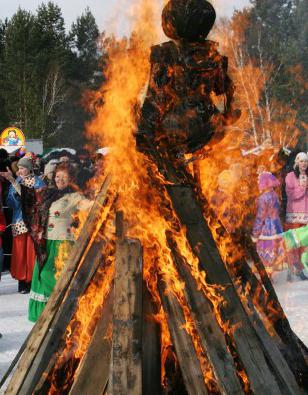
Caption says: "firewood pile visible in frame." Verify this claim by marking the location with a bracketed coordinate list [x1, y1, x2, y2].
[1, 159, 307, 395]
[1, 1, 308, 393]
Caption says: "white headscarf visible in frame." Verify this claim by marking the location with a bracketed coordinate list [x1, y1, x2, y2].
[294, 152, 308, 169]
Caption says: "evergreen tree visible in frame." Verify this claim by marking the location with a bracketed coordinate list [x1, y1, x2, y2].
[51, 8, 105, 148]
[2, 9, 39, 136]
[0, 19, 9, 130]
[0, 4, 106, 148]
[70, 7, 100, 82]
[32, 2, 71, 141]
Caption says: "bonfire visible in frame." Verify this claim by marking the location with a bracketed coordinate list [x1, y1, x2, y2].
[2, 1, 307, 395]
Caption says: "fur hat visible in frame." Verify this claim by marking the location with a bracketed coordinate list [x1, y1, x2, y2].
[294, 152, 308, 169]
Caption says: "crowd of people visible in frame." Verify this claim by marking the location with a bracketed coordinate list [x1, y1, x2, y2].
[0, 146, 307, 328]
[0, 147, 106, 324]
[252, 152, 308, 280]
[211, 151, 308, 280]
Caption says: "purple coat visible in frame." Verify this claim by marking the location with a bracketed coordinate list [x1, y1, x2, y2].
[252, 190, 284, 267]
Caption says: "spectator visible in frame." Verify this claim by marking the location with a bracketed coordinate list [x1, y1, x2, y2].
[1, 155, 45, 293]
[285, 152, 308, 280]
[252, 172, 284, 277]
[29, 163, 92, 322]
[75, 149, 93, 189]
[42, 162, 57, 188]
[0, 180, 6, 280]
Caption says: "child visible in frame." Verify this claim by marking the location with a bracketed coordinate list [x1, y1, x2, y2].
[252, 172, 284, 276]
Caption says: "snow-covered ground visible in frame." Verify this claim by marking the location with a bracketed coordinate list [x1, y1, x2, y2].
[0, 271, 307, 392]
[0, 273, 34, 393]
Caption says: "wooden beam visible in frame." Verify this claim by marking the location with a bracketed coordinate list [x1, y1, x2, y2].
[228, 245, 308, 387]
[142, 146, 286, 393]
[110, 238, 143, 395]
[21, 239, 107, 395]
[68, 287, 114, 395]
[241, 234, 308, 386]
[167, 236, 244, 395]
[5, 176, 113, 395]
[165, 183, 289, 394]
[142, 284, 162, 395]
[169, 236, 302, 395]
[158, 278, 208, 395]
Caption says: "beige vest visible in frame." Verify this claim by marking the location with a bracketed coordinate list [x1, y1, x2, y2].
[46, 192, 92, 241]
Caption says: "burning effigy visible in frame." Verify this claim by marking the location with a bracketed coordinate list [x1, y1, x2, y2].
[2, 1, 308, 395]
[137, 0, 241, 157]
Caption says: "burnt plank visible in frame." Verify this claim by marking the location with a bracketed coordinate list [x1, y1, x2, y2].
[5, 176, 112, 395]
[68, 288, 114, 395]
[110, 238, 143, 395]
[168, 239, 244, 395]
[165, 183, 291, 394]
[21, 239, 107, 395]
[142, 284, 162, 394]
[158, 278, 208, 395]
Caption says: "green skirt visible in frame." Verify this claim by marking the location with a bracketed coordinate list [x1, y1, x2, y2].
[28, 239, 74, 322]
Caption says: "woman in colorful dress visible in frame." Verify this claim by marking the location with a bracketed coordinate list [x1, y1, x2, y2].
[252, 172, 284, 277]
[29, 163, 93, 322]
[3, 155, 45, 293]
[285, 152, 308, 279]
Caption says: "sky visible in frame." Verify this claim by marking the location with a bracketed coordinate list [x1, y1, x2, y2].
[0, 0, 251, 35]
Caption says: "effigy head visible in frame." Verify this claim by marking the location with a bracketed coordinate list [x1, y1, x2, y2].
[162, 0, 216, 42]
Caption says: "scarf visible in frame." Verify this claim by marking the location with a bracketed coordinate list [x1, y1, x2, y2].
[22, 185, 76, 272]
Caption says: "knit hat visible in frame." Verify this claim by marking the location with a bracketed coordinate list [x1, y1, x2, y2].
[258, 172, 280, 192]
[17, 156, 33, 171]
[294, 152, 308, 169]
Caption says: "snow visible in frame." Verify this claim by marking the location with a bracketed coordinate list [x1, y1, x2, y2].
[0, 270, 307, 391]
[0, 274, 34, 393]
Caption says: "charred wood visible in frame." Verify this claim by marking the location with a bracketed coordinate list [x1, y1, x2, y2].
[167, 235, 244, 395]
[68, 288, 113, 395]
[110, 238, 143, 395]
[157, 278, 209, 395]
[142, 284, 162, 394]
[4, 176, 113, 395]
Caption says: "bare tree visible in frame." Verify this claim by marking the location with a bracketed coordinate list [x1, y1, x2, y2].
[41, 66, 67, 139]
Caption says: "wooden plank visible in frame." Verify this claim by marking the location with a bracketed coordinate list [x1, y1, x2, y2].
[228, 245, 308, 387]
[165, 184, 286, 394]
[110, 238, 143, 395]
[241, 234, 308, 386]
[21, 239, 107, 395]
[169, 236, 302, 395]
[158, 279, 208, 395]
[140, 144, 283, 394]
[168, 237, 244, 395]
[142, 284, 162, 395]
[243, 298, 303, 395]
[5, 176, 112, 395]
[68, 287, 114, 395]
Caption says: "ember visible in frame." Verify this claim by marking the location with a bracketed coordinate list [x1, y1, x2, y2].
[3, 1, 308, 395]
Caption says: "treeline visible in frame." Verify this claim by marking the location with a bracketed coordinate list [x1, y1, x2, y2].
[233, 0, 307, 150]
[0, 1, 306, 150]
[0, 2, 105, 147]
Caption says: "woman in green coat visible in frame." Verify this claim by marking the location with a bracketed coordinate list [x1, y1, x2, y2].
[29, 163, 92, 322]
